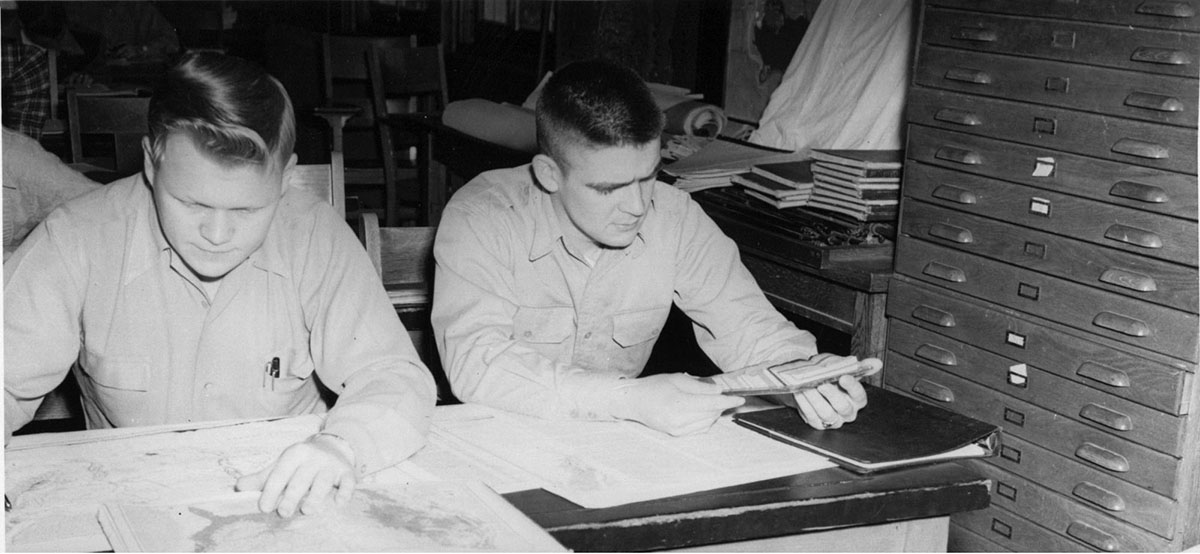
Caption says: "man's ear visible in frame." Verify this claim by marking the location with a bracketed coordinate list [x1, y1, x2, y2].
[280, 152, 298, 191]
[141, 136, 156, 184]
[531, 153, 563, 193]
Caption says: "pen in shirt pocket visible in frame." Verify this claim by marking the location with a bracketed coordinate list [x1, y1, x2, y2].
[264, 356, 280, 391]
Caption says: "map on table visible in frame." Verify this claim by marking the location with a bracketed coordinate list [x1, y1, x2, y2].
[98, 481, 564, 552]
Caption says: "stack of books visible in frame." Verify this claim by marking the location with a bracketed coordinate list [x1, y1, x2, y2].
[733, 160, 814, 209]
[807, 149, 903, 222]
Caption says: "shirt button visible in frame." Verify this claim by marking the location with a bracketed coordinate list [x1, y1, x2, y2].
[523, 331, 532, 338]
[203, 382, 215, 391]
[584, 332, 593, 339]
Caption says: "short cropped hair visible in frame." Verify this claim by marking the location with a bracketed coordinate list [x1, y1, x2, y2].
[147, 51, 295, 172]
[535, 59, 663, 168]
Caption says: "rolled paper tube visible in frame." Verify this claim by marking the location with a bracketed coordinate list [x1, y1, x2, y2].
[441, 98, 539, 153]
[662, 99, 727, 138]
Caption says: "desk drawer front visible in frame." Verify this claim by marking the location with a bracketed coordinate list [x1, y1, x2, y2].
[891, 317, 1190, 425]
[953, 500, 1106, 551]
[886, 355, 1183, 488]
[916, 46, 1199, 127]
[927, 0, 1200, 32]
[894, 239, 1199, 360]
[739, 256, 858, 332]
[906, 127, 1199, 219]
[962, 460, 1174, 551]
[923, 8, 1200, 78]
[902, 195, 1200, 306]
[886, 277, 1193, 413]
[909, 88, 1198, 174]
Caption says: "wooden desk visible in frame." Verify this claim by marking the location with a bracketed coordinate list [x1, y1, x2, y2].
[6, 411, 988, 552]
[508, 463, 988, 552]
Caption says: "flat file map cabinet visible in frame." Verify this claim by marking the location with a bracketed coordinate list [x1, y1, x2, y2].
[888, 1, 1199, 551]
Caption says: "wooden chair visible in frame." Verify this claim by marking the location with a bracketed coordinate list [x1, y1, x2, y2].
[290, 161, 348, 221]
[366, 41, 449, 227]
[66, 90, 151, 180]
[314, 33, 420, 226]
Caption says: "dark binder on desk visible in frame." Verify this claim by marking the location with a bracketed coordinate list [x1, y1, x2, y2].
[733, 385, 1000, 473]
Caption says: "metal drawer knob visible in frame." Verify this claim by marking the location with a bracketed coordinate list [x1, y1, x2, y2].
[1076, 361, 1131, 388]
[1103, 223, 1163, 249]
[922, 261, 967, 283]
[1093, 312, 1152, 338]
[913, 306, 956, 328]
[952, 27, 998, 42]
[1099, 268, 1158, 292]
[1075, 442, 1131, 473]
[915, 344, 958, 366]
[1072, 482, 1127, 512]
[1111, 138, 1170, 160]
[1079, 403, 1134, 431]
[1130, 46, 1193, 66]
[1109, 180, 1169, 204]
[929, 223, 974, 244]
[1124, 91, 1185, 112]
[1136, 1, 1197, 18]
[934, 108, 982, 126]
[1066, 521, 1121, 552]
[935, 146, 983, 165]
[931, 185, 978, 205]
[944, 67, 993, 84]
[912, 379, 955, 403]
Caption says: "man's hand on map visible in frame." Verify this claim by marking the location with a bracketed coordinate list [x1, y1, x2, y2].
[235, 433, 358, 517]
[777, 374, 869, 431]
[607, 373, 746, 436]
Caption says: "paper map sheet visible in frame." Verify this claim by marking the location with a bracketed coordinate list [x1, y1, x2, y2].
[98, 481, 564, 552]
[420, 403, 836, 508]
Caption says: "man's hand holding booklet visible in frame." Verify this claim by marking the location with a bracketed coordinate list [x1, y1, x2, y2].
[703, 353, 883, 396]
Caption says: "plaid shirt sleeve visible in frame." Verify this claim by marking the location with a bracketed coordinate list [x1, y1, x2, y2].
[2, 42, 51, 140]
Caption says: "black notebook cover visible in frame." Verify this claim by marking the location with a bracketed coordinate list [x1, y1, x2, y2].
[733, 385, 1000, 473]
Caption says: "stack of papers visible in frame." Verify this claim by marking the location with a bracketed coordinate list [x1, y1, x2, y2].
[734, 160, 815, 209]
[663, 136, 799, 194]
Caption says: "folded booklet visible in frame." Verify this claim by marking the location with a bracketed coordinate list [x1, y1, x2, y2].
[733, 384, 1000, 473]
[702, 353, 882, 396]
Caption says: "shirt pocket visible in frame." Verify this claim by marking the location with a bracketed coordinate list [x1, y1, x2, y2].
[513, 306, 575, 344]
[80, 349, 150, 392]
[258, 347, 318, 412]
[612, 307, 669, 348]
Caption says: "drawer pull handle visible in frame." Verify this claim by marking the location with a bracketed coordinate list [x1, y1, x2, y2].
[944, 67, 993, 84]
[912, 379, 955, 403]
[1130, 46, 1193, 66]
[1075, 442, 1131, 473]
[922, 261, 967, 283]
[913, 306, 956, 328]
[1109, 180, 1168, 203]
[935, 108, 982, 126]
[1076, 361, 1131, 388]
[1124, 91, 1185, 112]
[1111, 138, 1170, 159]
[931, 185, 978, 204]
[1066, 521, 1121, 552]
[1093, 311, 1151, 337]
[1080, 403, 1133, 431]
[929, 223, 974, 244]
[953, 27, 998, 42]
[1104, 223, 1163, 249]
[915, 344, 957, 366]
[935, 146, 983, 165]
[1137, 1, 1197, 18]
[1099, 268, 1158, 292]
[1072, 482, 1126, 512]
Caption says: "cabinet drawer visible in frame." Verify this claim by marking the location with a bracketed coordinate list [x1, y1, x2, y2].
[949, 523, 1013, 552]
[916, 46, 1199, 127]
[962, 460, 1174, 551]
[909, 88, 1198, 174]
[891, 317, 1190, 431]
[886, 277, 1194, 415]
[923, 7, 1200, 78]
[886, 354, 1184, 489]
[894, 239, 1200, 361]
[952, 503, 1096, 551]
[927, 0, 1200, 32]
[907, 126, 1198, 219]
[972, 432, 1177, 537]
[900, 196, 1199, 310]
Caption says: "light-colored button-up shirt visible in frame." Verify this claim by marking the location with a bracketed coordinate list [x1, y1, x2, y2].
[4, 174, 436, 475]
[432, 165, 818, 420]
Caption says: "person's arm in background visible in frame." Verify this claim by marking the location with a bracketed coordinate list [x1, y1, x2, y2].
[3, 207, 90, 442]
[670, 190, 867, 429]
[432, 184, 741, 435]
[235, 203, 436, 516]
[3, 128, 101, 258]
